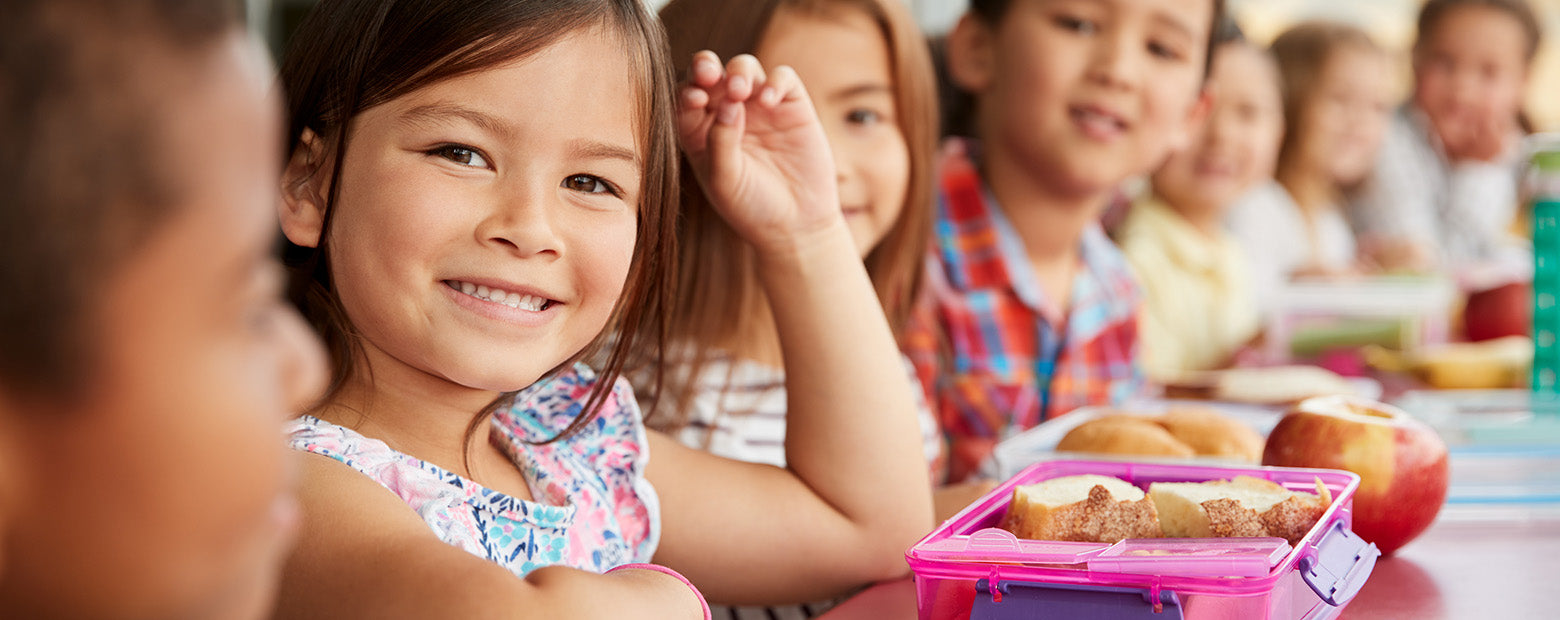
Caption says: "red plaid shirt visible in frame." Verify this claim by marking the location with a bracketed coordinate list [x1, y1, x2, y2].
[906, 141, 1145, 482]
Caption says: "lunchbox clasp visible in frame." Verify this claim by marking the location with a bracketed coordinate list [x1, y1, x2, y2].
[1298, 519, 1381, 606]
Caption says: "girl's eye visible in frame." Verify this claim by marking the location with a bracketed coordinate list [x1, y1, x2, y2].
[1054, 15, 1095, 35]
[846, 108, 882, 126]
[562, 174, 615, 195]
[430, 145, 490, 168]
[1148, 41, 1183, 61]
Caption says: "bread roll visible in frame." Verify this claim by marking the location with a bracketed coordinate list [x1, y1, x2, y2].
[999, 475, 1162, 543]
[1149, 476, 1331, 545]
[1157, 407, 1264, 462]
[1055, 416, 1196, 458]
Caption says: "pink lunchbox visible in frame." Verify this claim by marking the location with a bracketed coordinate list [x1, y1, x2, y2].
[905, 460, 1379, 620]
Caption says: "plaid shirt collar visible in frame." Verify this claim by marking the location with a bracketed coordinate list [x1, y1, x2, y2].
[932, 139, 1139, 341]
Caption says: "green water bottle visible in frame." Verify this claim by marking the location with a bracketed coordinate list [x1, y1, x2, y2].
[1530, 134, 1560, 404]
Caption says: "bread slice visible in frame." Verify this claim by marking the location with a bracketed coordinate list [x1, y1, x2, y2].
[1149, 476, 1332, 544]
[1211, 366, 1357, 405]
[999, 475, 1162, 543]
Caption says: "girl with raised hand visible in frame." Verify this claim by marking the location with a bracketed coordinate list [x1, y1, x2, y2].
[272, 0, 932, 617]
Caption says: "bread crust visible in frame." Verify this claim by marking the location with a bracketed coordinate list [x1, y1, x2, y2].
[1001, 484, 1163, 543]
[1152, 476, 1332, 545]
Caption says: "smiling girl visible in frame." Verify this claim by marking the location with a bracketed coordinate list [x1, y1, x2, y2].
[271, 0, 931, 617]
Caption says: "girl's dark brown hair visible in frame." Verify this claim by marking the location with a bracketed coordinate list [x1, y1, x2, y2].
[648, 0, 938, 430]
[1269, 21, 1383, 191]
[279, 0, 677, 443]
[1415, 0, 1543, 62]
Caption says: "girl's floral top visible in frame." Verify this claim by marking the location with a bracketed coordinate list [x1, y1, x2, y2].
[287, 364, 660, 576]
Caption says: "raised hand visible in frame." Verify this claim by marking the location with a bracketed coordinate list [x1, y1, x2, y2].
[1433, 107, 1517, 164]
[676, 51, 843, 256]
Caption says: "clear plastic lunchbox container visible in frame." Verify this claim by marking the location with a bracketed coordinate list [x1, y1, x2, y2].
[906, 460, 1378, 620]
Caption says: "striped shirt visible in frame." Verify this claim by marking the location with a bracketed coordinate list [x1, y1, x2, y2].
[646, 355, 943, 620]
[905, 140, 1145, 482]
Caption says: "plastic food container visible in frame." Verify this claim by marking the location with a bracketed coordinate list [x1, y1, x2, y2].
[906, 460, 1378, 620]
[1263, 276, 1457, 361]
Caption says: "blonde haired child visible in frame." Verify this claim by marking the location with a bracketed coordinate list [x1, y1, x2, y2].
[272, 0, 932, 617]
[1237, 21, 1392, 283]
[0, 0, 326, 618]
[1119, 28, 1283, 380]
[907, 0, 1220, 481]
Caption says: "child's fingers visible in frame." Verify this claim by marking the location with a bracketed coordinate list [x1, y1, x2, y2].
[689, 50, 723, 88]
[705, 99, 746, 203]
[676, 86, 713, 156]
[722, 54, 765, 103]
[757, 64, 802, 108]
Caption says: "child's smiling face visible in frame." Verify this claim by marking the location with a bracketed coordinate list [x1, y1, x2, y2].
[758, 5, 909, 258]
[1414, 4, 1530, 145]
[1298, 45, 1392, 187]
[955, 0, 1213, 198]
[1153, 42, 1284, 217]
[283, 27, 641, 397]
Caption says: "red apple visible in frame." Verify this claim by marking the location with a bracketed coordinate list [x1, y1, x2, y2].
[1262, 395, 1449, 556]
[1463, 282, 1530, 342]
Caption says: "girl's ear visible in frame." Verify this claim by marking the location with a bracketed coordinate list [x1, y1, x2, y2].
[280, 129, 330, 249]
[1169, 89, 1214, 154]
[947, 14, 996, 93]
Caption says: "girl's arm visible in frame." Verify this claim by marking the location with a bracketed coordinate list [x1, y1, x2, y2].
[273, 455, 705, 619]
[647, 52, 933, 605]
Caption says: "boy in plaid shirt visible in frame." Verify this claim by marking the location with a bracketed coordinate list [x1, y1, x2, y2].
[911, 0, 1225, 482]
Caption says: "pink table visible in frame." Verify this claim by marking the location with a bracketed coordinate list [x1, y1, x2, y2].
[818, 511, 1560, 619]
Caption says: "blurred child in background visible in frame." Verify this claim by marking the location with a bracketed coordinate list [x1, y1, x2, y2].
[1118, 23, 1283, 381]
[1229, 21, 1392, 290]
[908, 0, 1220, 481]
[1354, 0, 1542, 284]
[0, 0, 327, 618]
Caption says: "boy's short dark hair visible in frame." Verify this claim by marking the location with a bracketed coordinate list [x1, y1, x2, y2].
[967, 0, 1228, 77]
[0, 0, 241, 396]
[1416, 0, 1543, 61]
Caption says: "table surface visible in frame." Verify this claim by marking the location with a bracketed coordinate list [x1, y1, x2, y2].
[816, 506, 1560, 619]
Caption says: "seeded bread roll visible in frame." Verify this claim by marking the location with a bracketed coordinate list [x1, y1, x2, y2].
[1148, 476, 1332, 545]
[999, 474, 1162, 543]
[1055, 416, 1197, 459]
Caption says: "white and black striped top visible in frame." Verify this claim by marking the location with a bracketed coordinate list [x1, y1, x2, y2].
[648, 354, 944, 620]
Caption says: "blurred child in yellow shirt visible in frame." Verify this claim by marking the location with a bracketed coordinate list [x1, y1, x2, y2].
[1118, 26, 1283, 380]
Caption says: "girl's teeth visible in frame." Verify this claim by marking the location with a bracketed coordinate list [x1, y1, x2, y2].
[449, 280, 548, 311]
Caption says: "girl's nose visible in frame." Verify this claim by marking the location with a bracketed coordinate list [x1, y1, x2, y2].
[1087, 30, 1142, 91]
[476, 186, 563, 259]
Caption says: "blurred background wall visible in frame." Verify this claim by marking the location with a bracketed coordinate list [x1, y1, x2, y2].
[250, 0, 1557, 130]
